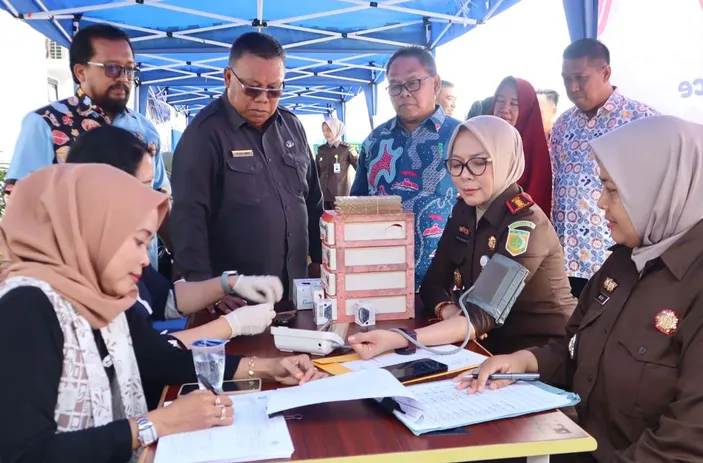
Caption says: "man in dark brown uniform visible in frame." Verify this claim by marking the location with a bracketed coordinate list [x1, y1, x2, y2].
[316, 117, 357, 209]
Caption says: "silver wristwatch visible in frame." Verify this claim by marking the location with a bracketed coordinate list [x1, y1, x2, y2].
[136, 415, 158, 447]
[220, 270, 238, 294]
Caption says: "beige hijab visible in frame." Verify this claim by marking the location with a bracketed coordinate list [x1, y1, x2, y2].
[446, 115, 526, 220]
[0, 163, 170, 328]
[323, 117, 345, 148]
[590, 115, 703, 272]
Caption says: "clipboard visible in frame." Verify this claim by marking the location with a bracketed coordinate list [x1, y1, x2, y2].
[312, 349, 483, 385]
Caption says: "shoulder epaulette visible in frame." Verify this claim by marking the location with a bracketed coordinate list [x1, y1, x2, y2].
[506, 192, 534, 215]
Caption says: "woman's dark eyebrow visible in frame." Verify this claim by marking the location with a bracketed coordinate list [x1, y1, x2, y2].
[451, 152, 489, 159]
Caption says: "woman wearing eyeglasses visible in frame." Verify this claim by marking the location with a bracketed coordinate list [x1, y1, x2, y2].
[348, 116, 575, 359]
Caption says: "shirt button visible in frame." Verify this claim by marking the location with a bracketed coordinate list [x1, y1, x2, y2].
[287, 232, 292, 237]
[268, 158, 272, 162]
[638, 346, 647, 355]
[285, 205, 290, 211]
[250, 166, 255, 172]
[587, 374, 593, 382]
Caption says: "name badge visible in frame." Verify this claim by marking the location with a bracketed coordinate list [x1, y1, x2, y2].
[231, 149, 254, 158]
[333, 162, 341, 173]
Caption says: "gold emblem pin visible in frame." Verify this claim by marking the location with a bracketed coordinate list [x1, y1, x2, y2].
[488, 236, 496, 251]
[654, 309, 679, 336]
[453, 269, 463, 289]
[603, 277, 618, 293]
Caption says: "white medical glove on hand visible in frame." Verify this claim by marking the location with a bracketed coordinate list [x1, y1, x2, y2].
[223, 303, 276, 337]
[231, 275, 284, 303]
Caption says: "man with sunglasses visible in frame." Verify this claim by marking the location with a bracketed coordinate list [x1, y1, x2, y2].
[350, 46, 462, 296]
[170, 32, 323, 301]
[5, 24, 170, 270]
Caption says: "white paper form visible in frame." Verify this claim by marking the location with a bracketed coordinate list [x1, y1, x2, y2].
[342, 344, 488, 373]
[266, 368, 421, 415]
[394, 380, 576, 435]
[154, 392, 294, 463]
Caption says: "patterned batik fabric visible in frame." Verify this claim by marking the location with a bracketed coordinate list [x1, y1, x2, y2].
[550, 90, 658, 279]
[352, 106, 462, 290]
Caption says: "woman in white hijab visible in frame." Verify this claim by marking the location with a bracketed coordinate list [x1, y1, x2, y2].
[348, 116, 575, 358]
[317, 117, 358, 209]
[461, 116, 703, 462]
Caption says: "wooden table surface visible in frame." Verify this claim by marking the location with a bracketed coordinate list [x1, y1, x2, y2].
[141, 311, 596, 462]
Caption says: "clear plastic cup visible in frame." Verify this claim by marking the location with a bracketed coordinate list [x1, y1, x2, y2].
[191, 339, 228, 392]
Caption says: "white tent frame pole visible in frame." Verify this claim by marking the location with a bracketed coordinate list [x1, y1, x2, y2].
[33, 0, 71, 42]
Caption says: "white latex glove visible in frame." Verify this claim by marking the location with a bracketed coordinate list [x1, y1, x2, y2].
[231, 275, 284, 303]
[223, 303, 276, 337]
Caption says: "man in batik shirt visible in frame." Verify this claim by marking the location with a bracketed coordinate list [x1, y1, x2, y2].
[551, 39, 658, 297]
[6, 24, 170, 269]
[351, 47, 461, 292]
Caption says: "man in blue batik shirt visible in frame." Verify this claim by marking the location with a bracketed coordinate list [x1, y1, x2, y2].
[351, 46, 461, 292]
[5, 24, 170, 269]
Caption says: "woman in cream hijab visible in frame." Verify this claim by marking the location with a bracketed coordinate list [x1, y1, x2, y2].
[0, 164, 325, 462]
[462, 116, 703, 462]
[349, 116, 575, 359]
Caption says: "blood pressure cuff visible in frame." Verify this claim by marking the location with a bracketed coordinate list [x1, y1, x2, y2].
[458, 254, 529, 326]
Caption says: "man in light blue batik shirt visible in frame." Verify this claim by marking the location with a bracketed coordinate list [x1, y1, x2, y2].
[6, 24, 170, 269]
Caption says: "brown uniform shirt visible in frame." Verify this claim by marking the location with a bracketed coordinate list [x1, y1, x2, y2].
[531, 220, 703, 462]
[420, 184, 576, 354]
[316, 142, 358, 202]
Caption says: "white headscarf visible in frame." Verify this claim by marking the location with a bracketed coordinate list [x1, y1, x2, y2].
[323, 117, 345, 148]
[446, 116, 526, 220]
[589, 115, 703, 272]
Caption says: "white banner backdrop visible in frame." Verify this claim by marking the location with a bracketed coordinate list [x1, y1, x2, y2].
[597, 0, 703, 123]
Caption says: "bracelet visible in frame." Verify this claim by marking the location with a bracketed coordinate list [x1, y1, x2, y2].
[434, 301, 455, 319]
[247, 356, 257, 379]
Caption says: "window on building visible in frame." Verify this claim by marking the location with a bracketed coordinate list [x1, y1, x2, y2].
[47, 78, 59, 102]
[48, 41, 64, 60]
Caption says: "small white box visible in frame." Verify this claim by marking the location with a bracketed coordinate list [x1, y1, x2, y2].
[292, 279, 323, 310]
[354, 301, 376, 327]
[313, 298, 337, 325]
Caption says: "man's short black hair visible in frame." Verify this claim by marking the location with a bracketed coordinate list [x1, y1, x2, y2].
[466, 96, 494, 120]
[69, 24, 134, 85]
[563, 38, 610, 65]
[537, 89, 559, 106]
[229, 32, 285, 65]
[441, 80, 454, 88]
[385, 46, 437, 76]
[67, 126, 148, 176]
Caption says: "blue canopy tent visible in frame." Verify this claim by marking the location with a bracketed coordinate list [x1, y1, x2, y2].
[1, 0, 598, 127]
[1, 0, 526, 128]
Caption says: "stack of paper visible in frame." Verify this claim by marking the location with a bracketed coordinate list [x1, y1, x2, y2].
[393, 379, 580, 436]
[154, 392, 294, 463]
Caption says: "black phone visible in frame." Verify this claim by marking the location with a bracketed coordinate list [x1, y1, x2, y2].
[178, 378, 262, 396]
[274, 300, 297, 313]
[382, 359, 448, 383]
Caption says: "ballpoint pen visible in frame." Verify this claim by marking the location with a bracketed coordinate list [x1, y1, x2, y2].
[465, 372, 540, 381]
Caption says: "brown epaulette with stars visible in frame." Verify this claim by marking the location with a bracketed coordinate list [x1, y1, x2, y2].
[506, 192, 534, 215]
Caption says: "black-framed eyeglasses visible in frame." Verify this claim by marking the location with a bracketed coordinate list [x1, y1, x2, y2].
[228, 67, 284, 99]
[86, 62, 139, 81]
[444, 157, 492, 177]
[386, 75, 434, 97]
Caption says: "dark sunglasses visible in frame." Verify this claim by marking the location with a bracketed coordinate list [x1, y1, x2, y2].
[86, 62, 139, 81]
[228, 67, 284, 99]
[444, 157, 492, 177]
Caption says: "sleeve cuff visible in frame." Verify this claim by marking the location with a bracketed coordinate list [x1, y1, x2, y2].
[224, 355, 242, 379]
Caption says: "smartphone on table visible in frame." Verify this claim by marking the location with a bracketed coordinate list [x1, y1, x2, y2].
[178, 378, 262, 396]
[382, 359, 448, 383]
[273, 300, 297, 326]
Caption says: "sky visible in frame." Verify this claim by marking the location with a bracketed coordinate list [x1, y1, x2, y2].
[299, 0, 573, 146]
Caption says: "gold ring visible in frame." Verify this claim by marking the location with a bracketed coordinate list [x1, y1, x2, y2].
[215, 396, 221, 406]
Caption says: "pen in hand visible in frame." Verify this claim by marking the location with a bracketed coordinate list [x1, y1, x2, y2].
[465, 372, 540, 381]
[197, 374, 219, 395]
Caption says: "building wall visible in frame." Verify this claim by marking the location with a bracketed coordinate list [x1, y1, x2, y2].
[0, 12, 50, 166]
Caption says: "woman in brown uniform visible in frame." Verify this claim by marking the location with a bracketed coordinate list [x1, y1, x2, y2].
[317, 118, 358, 210]
[348, 116, 576, 358]
[459, 116, 703, 462]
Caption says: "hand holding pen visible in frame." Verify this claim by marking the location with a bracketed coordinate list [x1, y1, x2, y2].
[453, 350, 540, 394]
